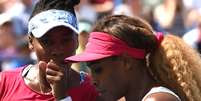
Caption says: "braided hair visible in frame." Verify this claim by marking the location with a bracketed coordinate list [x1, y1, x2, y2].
[29, 0, 80, 20]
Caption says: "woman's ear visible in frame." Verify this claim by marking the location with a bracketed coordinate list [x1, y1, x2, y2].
[28, 36, 34, 50]
[75, 34, 79, 49]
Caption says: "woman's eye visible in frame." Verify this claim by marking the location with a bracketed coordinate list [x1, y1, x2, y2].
[39, 38, 52, 46]
[43, 41, 52, 46]
[92, 67, 103, 74]
[63, 37, 74, 42]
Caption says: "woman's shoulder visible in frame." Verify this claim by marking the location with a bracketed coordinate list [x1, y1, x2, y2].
[0, 66, 26, 94]
[0, 65, 26, 76]
[142, 86, 181, 101]
[0, 65, 28, 88]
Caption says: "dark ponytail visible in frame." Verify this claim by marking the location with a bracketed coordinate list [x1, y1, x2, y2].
[30, 0, 80, 20]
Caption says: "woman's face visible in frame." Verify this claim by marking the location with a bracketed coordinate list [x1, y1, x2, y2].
[30, 26, 78, 65]
[87, 56, 129, 101]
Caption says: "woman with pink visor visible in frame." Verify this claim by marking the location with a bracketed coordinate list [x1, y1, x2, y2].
[66, 15, 201, 101]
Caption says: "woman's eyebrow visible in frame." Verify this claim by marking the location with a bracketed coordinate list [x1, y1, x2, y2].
[86, 56, 116, 67]
[86, 60, 101, 67]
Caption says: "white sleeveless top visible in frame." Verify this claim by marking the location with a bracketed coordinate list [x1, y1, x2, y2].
[142, 86, 181, 101]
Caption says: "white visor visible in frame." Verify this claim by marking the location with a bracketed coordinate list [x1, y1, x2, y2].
[28, 9, 79, 38]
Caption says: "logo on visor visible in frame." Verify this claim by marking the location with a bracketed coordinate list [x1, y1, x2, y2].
[28, 9, 78, 34]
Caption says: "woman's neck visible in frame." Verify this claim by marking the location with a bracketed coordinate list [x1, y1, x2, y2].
[38, 70, 52, 94]
[125, 66, 156, 101]
[23, 64, 52, 94]
[23, 64, 84, 94]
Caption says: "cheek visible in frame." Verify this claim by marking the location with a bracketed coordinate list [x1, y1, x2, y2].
[97, 70, 119, 89]
[62, 35, 78, 50]
[63, 41, 77, 55]
[97, 71, 124, 100]
[106, 67, 127, 88]
[34, 43, 48, 61]
[106, 72, 121, 87]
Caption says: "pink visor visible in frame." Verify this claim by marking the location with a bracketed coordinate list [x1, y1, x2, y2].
[65, 32, 146, 62]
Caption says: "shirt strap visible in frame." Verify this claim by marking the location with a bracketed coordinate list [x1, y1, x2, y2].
[142, 86, 181, 101]
[22, 64, 33, 77]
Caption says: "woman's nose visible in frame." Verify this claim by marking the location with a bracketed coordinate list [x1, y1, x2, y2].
[49, 46, 63, 55]
[51, 44, 63, 52]
[93, 79, 100, 87]
[93, 81, 98, 86]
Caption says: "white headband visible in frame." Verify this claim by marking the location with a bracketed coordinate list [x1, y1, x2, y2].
[28, 9, 79, 38]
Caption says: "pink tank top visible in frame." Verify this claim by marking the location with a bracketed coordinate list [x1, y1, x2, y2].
[0, 65, 98, 101]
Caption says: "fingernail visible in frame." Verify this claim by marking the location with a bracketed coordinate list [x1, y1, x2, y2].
[50, 59, 53, 63]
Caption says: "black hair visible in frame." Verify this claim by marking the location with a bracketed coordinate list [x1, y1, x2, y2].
[29, 0, 80, 20]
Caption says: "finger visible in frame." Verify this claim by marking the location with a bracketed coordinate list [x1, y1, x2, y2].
[46, 67, 64, 77]
[46, 75, 64, 84]
[38, 61, 47, 77]
[47, 60, 63, 71]
[39, 61, 47, 71]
